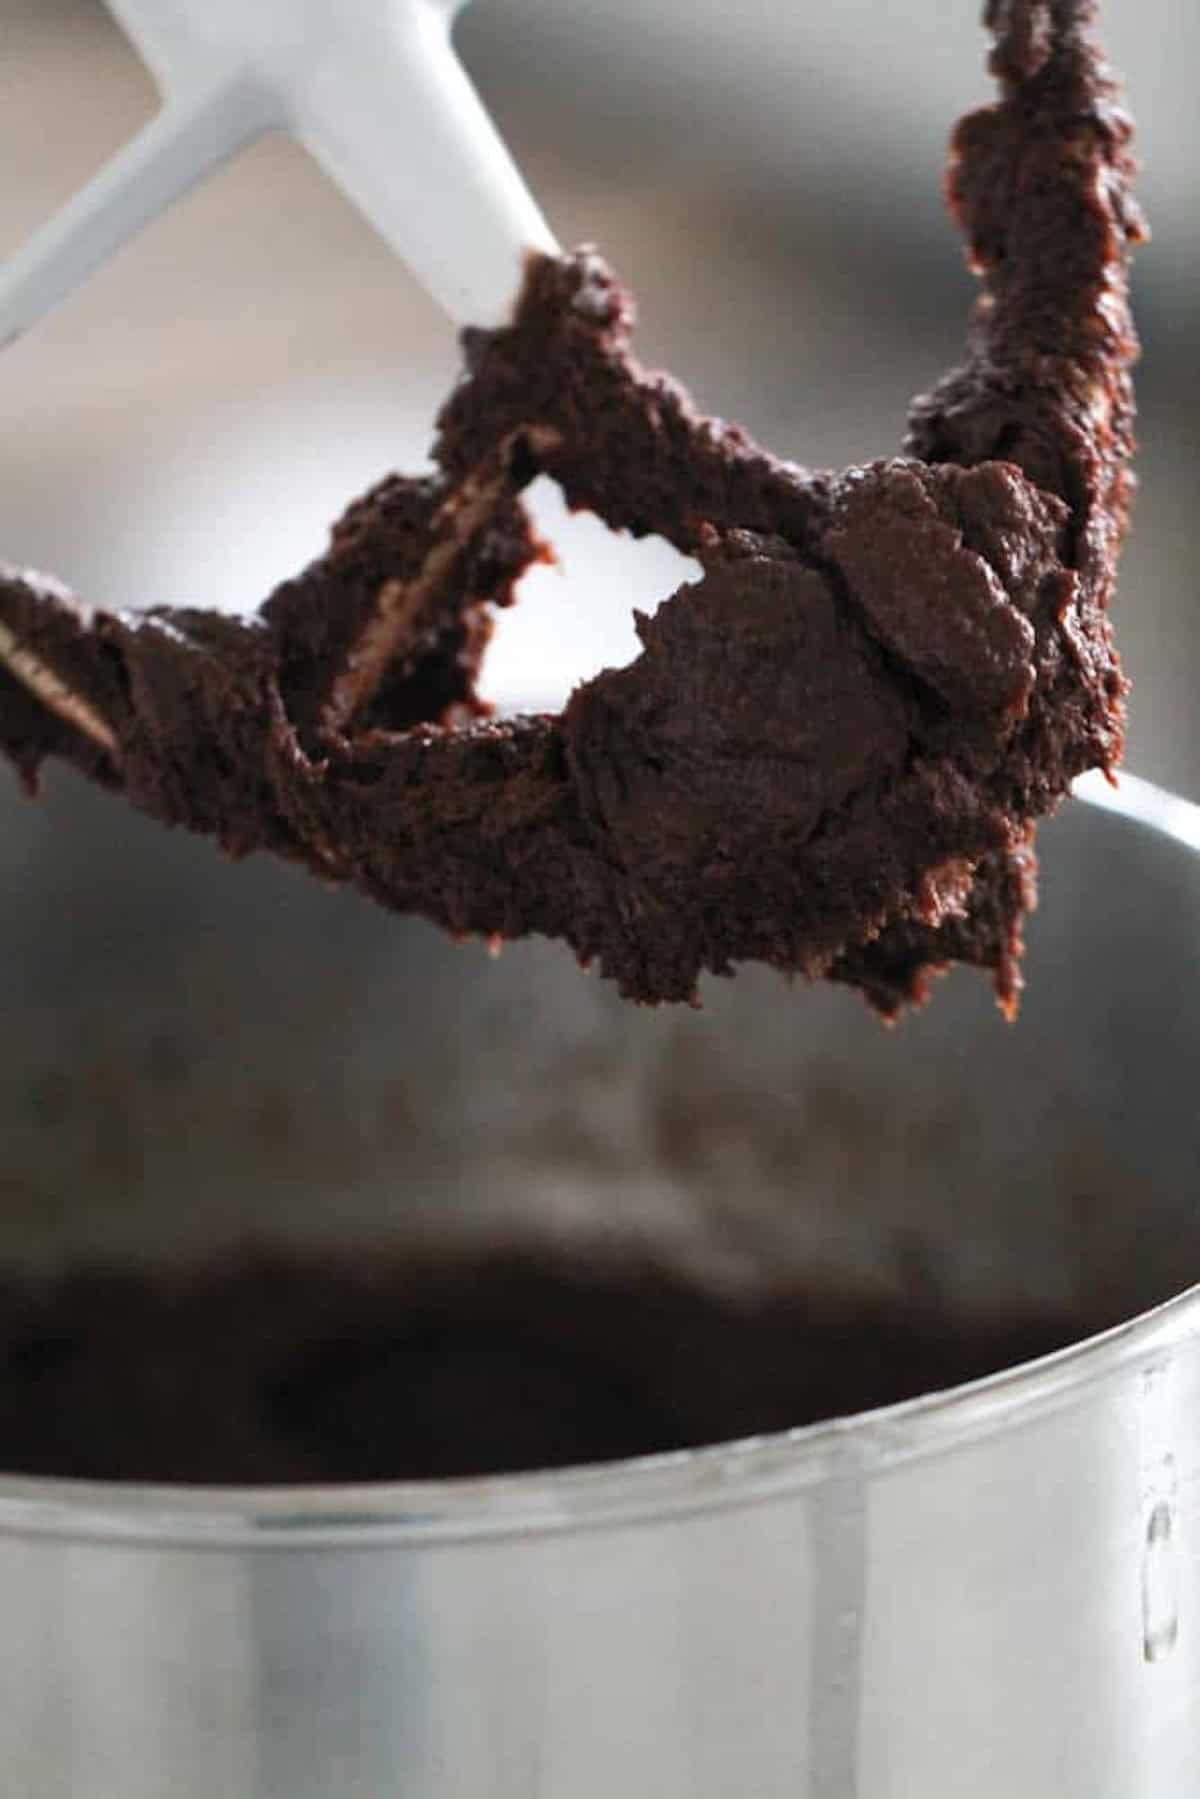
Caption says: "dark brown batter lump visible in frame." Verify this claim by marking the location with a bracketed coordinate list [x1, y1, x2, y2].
[0, 1, 1143, 1014]
[0, 1246, 1088, 1483]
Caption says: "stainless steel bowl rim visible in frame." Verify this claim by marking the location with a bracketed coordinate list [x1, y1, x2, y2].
[1, 771, 1195, 1551]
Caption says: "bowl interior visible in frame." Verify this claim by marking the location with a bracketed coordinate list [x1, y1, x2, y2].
[0, 772, 1195, 1477]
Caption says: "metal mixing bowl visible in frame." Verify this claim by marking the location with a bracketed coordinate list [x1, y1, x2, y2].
[0, 768, 1196, 1798]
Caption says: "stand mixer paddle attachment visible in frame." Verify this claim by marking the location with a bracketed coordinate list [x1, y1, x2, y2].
[0, 1, 1145, 1019]
[0, 0, 557, 341]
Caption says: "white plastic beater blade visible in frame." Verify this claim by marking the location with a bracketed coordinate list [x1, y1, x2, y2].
[0, 0, 559, 347]
[293, 5, 558, 330]
[0, 80, 271, 352]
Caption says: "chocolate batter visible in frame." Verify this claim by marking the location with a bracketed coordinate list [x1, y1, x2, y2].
[0, 1, 1142, 1012]
[0, 1246, 1089, 1483]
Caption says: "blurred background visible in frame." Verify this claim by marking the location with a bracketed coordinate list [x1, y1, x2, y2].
[1, 0, 1196, 785]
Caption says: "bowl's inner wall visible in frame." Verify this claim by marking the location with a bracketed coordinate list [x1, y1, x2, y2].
[0, 773, 1195, 1473]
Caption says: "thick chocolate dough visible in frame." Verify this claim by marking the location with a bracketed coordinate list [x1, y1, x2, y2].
[0, 1245, 1088, 1483]
[0, 1, 1142, 1013]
